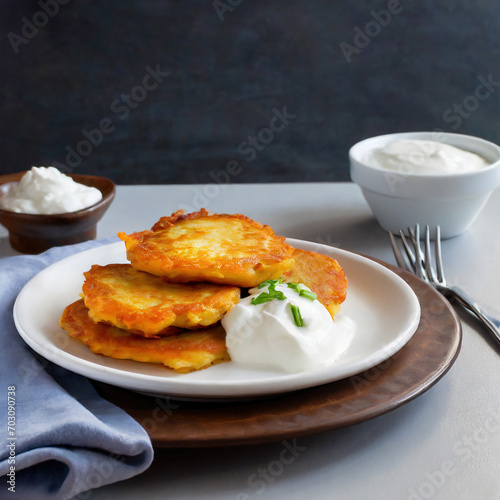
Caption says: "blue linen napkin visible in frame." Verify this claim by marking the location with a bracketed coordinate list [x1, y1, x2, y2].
[0, 238, 154, 500]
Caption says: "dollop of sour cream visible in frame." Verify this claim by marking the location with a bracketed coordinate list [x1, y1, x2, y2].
[367, 139, 489, 175]
[0, 167, 102, 214]
[222, 281, 355, 374]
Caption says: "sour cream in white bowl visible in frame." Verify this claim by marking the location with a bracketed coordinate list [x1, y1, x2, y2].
[349, 132, 500, 238]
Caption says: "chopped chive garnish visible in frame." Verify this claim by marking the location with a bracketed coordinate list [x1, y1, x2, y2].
[252, 279, 287, 305]
[251, 289, 286, 305]
[286, 282, 303, 293]
[286, 282, 317, 301]
[258, 278, 284, 289]
[299, 289, 317, 301]
[258, 280, 273, 289]
[251, 294, 273, 305]
[290, 304, 304, 327]
[252, 280, 310, 328]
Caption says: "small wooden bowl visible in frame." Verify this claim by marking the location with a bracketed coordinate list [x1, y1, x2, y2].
[0, 172, 115, 254]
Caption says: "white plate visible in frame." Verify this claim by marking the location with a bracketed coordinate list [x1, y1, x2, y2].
[14, 239, 420, 399]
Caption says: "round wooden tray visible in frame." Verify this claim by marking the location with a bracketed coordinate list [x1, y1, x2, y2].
[94, 260, 461, 448]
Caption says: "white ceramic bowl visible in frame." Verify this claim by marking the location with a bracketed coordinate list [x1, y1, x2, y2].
[349, 131, 500, 238]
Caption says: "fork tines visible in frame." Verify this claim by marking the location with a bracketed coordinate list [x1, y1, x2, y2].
[389, 225, 445, 286]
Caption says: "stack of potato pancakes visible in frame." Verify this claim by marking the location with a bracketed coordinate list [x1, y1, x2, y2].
[59, 209, 347, 373]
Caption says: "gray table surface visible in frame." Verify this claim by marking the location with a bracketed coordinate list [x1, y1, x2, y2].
[2, 182, 499, 500]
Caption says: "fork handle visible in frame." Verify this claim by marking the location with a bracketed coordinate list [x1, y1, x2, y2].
[447, 286, 500, 347]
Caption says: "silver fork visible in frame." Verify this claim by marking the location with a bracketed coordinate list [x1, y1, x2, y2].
[389, 224, 500, 348]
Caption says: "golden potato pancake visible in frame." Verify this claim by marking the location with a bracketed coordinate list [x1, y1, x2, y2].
[118, 209, 295, 287]
[281, 248, 347, 319]
[59, 300, 230, 373]
[82, 263, 240, 338]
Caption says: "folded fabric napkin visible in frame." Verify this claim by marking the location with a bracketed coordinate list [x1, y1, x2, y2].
[0, 238, 154, 500]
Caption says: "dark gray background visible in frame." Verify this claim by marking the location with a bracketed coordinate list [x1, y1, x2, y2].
[2, 0, 500, 184]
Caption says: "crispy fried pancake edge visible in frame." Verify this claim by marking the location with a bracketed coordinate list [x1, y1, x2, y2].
[118, 209, 295, 287]
[82, 263, 240, 337]
[282, 248, 347, 319]
[59, 299, 230, 373]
